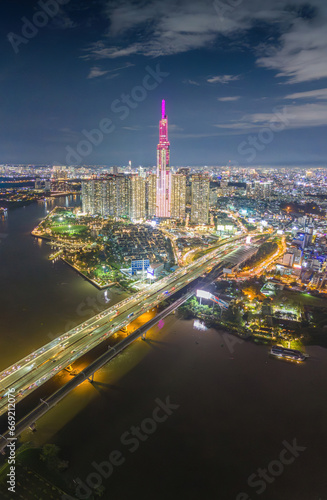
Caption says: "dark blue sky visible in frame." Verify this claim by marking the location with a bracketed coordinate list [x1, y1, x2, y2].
[1, 0, 327, 167]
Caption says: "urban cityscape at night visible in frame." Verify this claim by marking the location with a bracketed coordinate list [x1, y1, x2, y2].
[1, 1, 327, 499]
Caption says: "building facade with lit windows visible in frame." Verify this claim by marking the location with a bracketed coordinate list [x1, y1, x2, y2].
[191, 174, 210, 225]
[131, 175, 146, 220]
[171, 173, 186, 219]
[82, 176, 130, 217]
[156, 100, 171, 218]
[115, 174, 132, 218]
[147, 173, 157, 218]
[81, 179, 112, 215]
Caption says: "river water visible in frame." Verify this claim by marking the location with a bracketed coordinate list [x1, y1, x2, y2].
[0, 196, 125, 371]
[0, 198, 327, 500]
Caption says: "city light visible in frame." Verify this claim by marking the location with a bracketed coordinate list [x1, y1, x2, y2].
[196, 290, 212, 300]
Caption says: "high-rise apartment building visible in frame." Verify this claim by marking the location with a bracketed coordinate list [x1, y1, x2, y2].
[82, 176, 130, 217]
[171, 173, 186, 219]
[156, 100, 171, 217]
[81, 178, 115, 216]
[191, 174, 210, 225]
[81, 180, 99, 215]
[254, 180, 272, 199]
[115, 174, 132, 217]
[131, 175, 146, 220]
[246, 182, 252, 197]
[146, 173, 157, 219]
[102, 178, 116, 216]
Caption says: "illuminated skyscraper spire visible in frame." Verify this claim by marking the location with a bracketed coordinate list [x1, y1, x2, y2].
[156, 99, 171, 217]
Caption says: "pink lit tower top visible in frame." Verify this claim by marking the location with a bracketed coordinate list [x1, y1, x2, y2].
[156, 99, 171, 218]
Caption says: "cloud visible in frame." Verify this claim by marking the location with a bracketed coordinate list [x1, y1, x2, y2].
[98, 0, 278, 60]
[169, 124, 184, 131]
[86, 61, 134, 79]
[183, 79, 200, 86]
[79, 0, 327, 87]
[284, 88, 327, 100]
[87, 66, 109, 79]
[207, 75, 240, 84]
[106, 73, 120, 80]
[49, 10, 77, 30]
[218, 96, 241, 102]
[256, 2, 327, 83]
[171, 132, 227, 139]
[214, 102, 327, 133]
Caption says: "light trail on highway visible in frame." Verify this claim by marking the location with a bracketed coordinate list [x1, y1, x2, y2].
[0, 233, 259, 415]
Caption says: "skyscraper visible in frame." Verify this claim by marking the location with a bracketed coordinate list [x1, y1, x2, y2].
[82, 176, 130, 217]
[191, 174, 210, 225]
[115, 174, 132, 217]
[171, 173, 186, 219]
[146, 173, 157, 218]
[131, 175, 146, 220]
[81, 179, 100, 215]
[156, 100, 171, 217]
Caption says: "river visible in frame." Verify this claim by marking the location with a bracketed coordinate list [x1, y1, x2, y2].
[0, 198, 327, 500]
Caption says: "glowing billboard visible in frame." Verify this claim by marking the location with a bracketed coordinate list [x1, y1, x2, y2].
[196, 290, 212, 300]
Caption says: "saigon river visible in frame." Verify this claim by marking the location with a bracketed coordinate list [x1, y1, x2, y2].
[0, 198, 327, 500]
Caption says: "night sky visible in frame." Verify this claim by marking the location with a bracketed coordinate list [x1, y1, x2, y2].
[1, 0, 327, 167]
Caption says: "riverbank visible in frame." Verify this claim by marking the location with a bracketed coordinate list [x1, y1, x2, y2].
[31, 230, 118, 290]
[61, 256, 117, 290]
[0, 195, 129, 371]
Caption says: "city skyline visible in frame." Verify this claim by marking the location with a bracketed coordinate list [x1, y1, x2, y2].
[0, 0, 327, 166]
[1, 2, 327, 499]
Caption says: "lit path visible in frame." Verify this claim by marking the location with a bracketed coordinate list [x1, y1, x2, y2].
[0, 233, 261, 416]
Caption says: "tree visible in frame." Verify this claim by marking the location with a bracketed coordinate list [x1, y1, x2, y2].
[40, 444, 69, 471]
[223, 306, 242, 325]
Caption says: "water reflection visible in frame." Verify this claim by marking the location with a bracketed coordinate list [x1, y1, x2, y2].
[193, 319, 207, 331]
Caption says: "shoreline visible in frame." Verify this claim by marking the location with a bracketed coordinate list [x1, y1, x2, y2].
[31, 231, 118, 290]
[60, 256, 116, 290]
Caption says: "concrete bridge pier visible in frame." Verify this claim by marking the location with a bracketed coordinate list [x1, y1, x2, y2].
[29, 422, 36, 432]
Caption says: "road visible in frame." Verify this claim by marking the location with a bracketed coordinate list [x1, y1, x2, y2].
[0, 233, 255, 415]
[237, 236, 286, 278]
[0, 291, 196, 452]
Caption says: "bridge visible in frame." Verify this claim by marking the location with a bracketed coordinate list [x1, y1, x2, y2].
[0, 290, 197, 453]
[0, 233, 267, 447]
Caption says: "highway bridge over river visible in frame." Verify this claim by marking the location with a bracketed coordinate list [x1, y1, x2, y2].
[0, 233, 265, 450]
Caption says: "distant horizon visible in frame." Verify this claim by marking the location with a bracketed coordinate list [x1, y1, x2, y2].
[1, 163, 326, 170]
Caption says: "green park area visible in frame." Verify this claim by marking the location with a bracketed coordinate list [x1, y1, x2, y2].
[50, 224, 88, 236]
[32, 208, 140, 290]
[34, 208, 90, 238]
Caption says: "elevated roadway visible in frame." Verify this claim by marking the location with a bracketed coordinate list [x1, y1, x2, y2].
[0, 291, 195, 453]
[0, 233, 263, 416]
